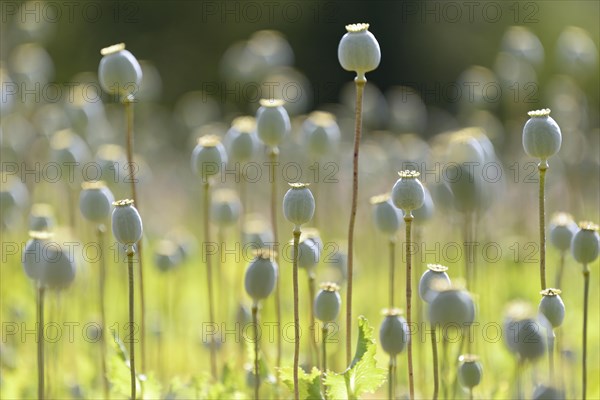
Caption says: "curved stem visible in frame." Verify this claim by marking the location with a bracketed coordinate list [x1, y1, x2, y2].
[292, 227, 302, 400]
[252, 304, 260, 400]
[538, 163, 547, 290]
[203, 180, 218, 379]
[404, 214, 415, 399]
[37, 286, 45, 400]
[269, 148, 282, 382]
[432, 327, 439, 400]
[127, 248, 136, 400]
[97, 226, 109, 399]
[583, 266, 589, 400]
[389, 238, 396, 308]
[346, 78, 366, 364]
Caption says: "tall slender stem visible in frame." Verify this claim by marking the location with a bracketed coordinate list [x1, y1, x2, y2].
[321, 325, 328, 400]
[442, 337, 448, 399]
[555, 251, 565, 289]
[124, 98, 146, 372]
[389, 239, 396, 308]
[432, 327, 439, 400]
[404, 214, 415, 399]
[37, 286, 45, 400]
[127, 247, 136, 400]
[388, 356, 395, 400]
[292, 227, 302, 400]
[203, 180, 218, 379]
[269, 148, 282, 380]
[346, 78, 366, 364]
[252, 304, 260, 400]
[548, 331, 555, 382]
[582, 265, 589, 400]
[308, 273, 319, 368]
[538, 163, 547, 290]
[97, 226, 109, 399]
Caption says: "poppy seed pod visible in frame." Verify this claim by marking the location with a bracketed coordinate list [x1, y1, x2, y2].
[532, 385, 564, 400]
[549, 212, 578, 252]
[412, 186, 434, 221]
[50, 129, 91, 175]
[22, 231, 53, 282]
[504, 316, 547, 361]
[191, 135, 227, 181]
[256, 99, 290, 147]
[98, 43, 142, 98]
[210, 189, 241, 227]
[419, 264, 451, 303]
[539, 288, 565, 328]
[458, 354, 483, 389]
[429, 288, 475, 327]
[303, 111, 341, 157]
[283, 183, 315, 227]
[29, 203, 54, 232]
[370, 193, 403, 236]
[242, 216, 274, 249]
[379, 308, 410, 356]
[314, 282, 341, 322]
[338, 23, 381, 81]
[40, 245, 76, 290]
[224, 116, 258, 163]
[154, 240, 181, 272]
[391, 170, 425, 214]
[244, 249, 278, 301]
[297, 235, 320, 271]
[111, 199, 143, 246]
[79, 181, 114, 222]
[571, 222, 599, 264]
[522, 109, 562, 161]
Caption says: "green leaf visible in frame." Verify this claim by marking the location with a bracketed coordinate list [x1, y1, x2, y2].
[324, 316, 386, 399]
[280, 366, 324, 400]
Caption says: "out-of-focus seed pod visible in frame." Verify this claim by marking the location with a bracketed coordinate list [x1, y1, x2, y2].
[429, 288, 475, 327]
[244, 249, 278, 302]
[379, 308, 409, 356]
[549, 212, 577, 252]
[111, 199, 143, 246]
[256, 99, 290, 147]
[458, 354, 483, 389]
[539, 288, 565, 328]
[154, 239, 182, 272]
[314, 282, 341, 322]
[225, 116, 258, 163]
[242, 215, 274, 250]
[40, 244, 76, 290]
[211, 189, 241, 227]
[79, 181, 114, 222]
[191, 135, 227, 182]
[22, 231, 52, 282]
[29, 203, 54, 232]
[418, 264, 451, 303]
[303, 111, 341, 158]
[503, 302, 547, 361]
[370, 193, 402, 237]
[412, 186, 434, 221]
[297, 234, 320, 272]
[571, 221, 599, 265]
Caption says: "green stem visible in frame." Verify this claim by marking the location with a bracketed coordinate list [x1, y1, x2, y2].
[548, 331, 555, 382]
[252, 304, 260, 400]
[388, 356, 395, 400]
[404, 214, 415, 399]
[389, 238, 396, 308]
[269, 148, 282, 382]
[442, 337, 448, 400]
[292, 228, 302, 400]
[127, 247, 136, 400]
[432, 327, 439, 400]
[555, 251, 565, 291]
[97, 226, 109, 399]
[583, 266, 589, 400]
[346, 78, 366, 365]
[322, 325, 328, 400]
[538, 163, 547, 290]
[203, 180, 218, 379]
[308, 273, 319, 368]
[37, 286, 45, 400]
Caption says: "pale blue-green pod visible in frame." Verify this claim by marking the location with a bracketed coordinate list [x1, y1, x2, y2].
[303, 111, 341, 158]
[370, 193, 402, 236]
[79, 181, 114, 222]
[41, 244, 76, 290]
[501, 26, 544, 66]
[22, 231, 52, 282]
[29, 204, 54, 232]
[326, 248, 347, 283]
[95, 144, 127, 184]
[532, 385, 564, 400]
[391, 170, 425, 214]
[98, 43, 142, 97]
[458, 355, 483, 389]
[242, 216, 274, 250]
[297, 236, 320, 271]
[244, 250, 278, 301]
[379, 309, 409, 356]
[224, 116, 258, 163]
[522, 109, 562, 161]
[429, 289, 475, 327]
[504, 316, 547, 361]
[167, 228, 197, 262]
[338, 23, 381, 81]
[191, 135, 227, 181]
[418, 264, 451, 303]
[283, 183, 315, 227]
[256, 99, 290, 147]
[446, 131, 486, 213]
[154, 240, 181, 273]
[549, 212, 577, 252]
[413, 186, 434, 221]
[539, 289, 565, 328]
[211, 189, 241, 227]
[50, 129, 90, 172]
[314, 283, 341, 322]
[571, 222, 599, 265]
[111, 199, 143, 245]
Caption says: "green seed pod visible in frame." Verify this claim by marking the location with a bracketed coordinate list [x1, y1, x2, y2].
[154, 240, 181, 273]
[244, 249, 278, 301]
[338, 23, 381, 81]
[412, 186, 434, 221]
[22, 231, 52, 282]
[522, 109, 562, 161]
[211, 189, 241, 227]
[256, 99, 290, 147]
[419, 264, 451, 303]
[224, 116, 258, 163]
[29, 203, 54, 232]
[40, 244, 76, 290]
[303, 111, 341, 158]
[391, 170, 425, 214]
[314, 282, 341, 322]
[539, 288, 565, 328]
[111, 199, 143, 246]
[79, 181, 114, 222]
[571, 222, 599, 264]
[98, 43, 142, 97]
[379, 308, 409, 356]
[429, 288, 475, 327]
[549, 212, 577, 252]
[283, 183, 315, 227]
[458, 354, 483, 389]
[532, 385, 564, 400]
[370, 193, 403, 236]
[191, 135, 227, 181]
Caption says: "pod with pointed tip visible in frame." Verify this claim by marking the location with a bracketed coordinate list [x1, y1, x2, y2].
[111, 199, 143, 246]
[522, 109, 562, 161]
[379, 312, 410, 356]
[391, 171, 425, 213]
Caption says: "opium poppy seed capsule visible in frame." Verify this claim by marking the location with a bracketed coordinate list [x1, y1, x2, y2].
[539, 288, 565, 328]
[303, 111, 341, 157]
[429, 288, 475, 327]
[79, 181, 115, 222]
[379, 308, 410, 356]
[98, 43, 142, 97]
[29, 203, 55, 232]
[314, 282, 341, 322]
[191, 134, 227, 181]
[549, 212, 578, 252]
[532, 385, 564, 400]
[338, 23, 381, 81]
[111, 199, 143, 246]
[22, 231, 53, 282]
[244, 249, 278, 301]
[41, 244, 76, 290]
[571, 221, 599, 265]
[391, 170, 425, 214]
[283, 183, 315, 227]
[210, 189, 241, 227]
[522, 109, 562, 162]
[370, 193, 403, 236]
[242, 216, 274, 250]
[458, 354, 483, 389]
[419, 264, 451, 303]
[224, 116, 258, 163]
[412, 186, 434, 221]
[256, 99, 290, 147]
[154, 239, 182, 272]
[297, 234, 320, 272]
[504, 317, 547, 361]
